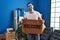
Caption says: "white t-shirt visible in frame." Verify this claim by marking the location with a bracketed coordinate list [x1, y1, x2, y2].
[24, 11, 41, 20]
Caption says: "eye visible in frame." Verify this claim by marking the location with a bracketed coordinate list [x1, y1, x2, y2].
[28, 5, 32, 7]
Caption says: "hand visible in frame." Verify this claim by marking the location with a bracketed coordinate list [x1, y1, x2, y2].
[20, 18, 27, 23]
[20, 19, 23, 23]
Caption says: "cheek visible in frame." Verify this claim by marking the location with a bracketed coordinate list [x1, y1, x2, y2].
[28, 7, 32, 9]
[30, 6, 33, 9]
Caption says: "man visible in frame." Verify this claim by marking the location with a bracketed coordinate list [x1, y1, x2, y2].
[22, 2, 46, 40]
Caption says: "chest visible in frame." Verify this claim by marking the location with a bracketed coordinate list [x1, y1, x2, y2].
[27, 13, 38, 20]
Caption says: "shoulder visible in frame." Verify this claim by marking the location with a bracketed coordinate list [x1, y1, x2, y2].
[24, 12, 29, 15]
[34, 11, 41, 15]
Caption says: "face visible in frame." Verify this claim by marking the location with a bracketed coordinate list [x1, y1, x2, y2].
[27, 3, 34, 11]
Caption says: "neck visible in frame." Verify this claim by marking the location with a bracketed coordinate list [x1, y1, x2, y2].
[29, 9, 34, 13]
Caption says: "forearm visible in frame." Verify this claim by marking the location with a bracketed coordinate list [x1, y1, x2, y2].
[38, 17, 45, 23]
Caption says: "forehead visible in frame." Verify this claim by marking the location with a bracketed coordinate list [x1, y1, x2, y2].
[28, 3, 33, 6]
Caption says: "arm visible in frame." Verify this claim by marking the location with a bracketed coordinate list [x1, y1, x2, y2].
[21, 13, 27, 23]
[38, 13, 45, 23]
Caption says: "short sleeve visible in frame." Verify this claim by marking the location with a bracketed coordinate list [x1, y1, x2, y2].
[24, 12, 27, 18]
[36, 11, 42, 20]
[37, 11, 42, 17]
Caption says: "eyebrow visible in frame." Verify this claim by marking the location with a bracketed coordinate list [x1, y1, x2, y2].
[28, 4, 32, 6]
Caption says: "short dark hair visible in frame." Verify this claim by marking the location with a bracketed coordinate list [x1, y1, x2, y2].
[27, 2, 32, 6]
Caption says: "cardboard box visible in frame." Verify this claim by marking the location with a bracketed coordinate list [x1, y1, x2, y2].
[0, 34, 5, 40]
[5, 32, 16, 40]
[7, 28, 13, 33]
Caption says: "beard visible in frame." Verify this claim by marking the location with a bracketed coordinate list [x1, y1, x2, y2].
[29, 8, 33, 11]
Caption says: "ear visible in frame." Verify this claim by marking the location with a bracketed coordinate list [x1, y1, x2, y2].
[40, 14, 42, 18]
[32, 5, 34, 8]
